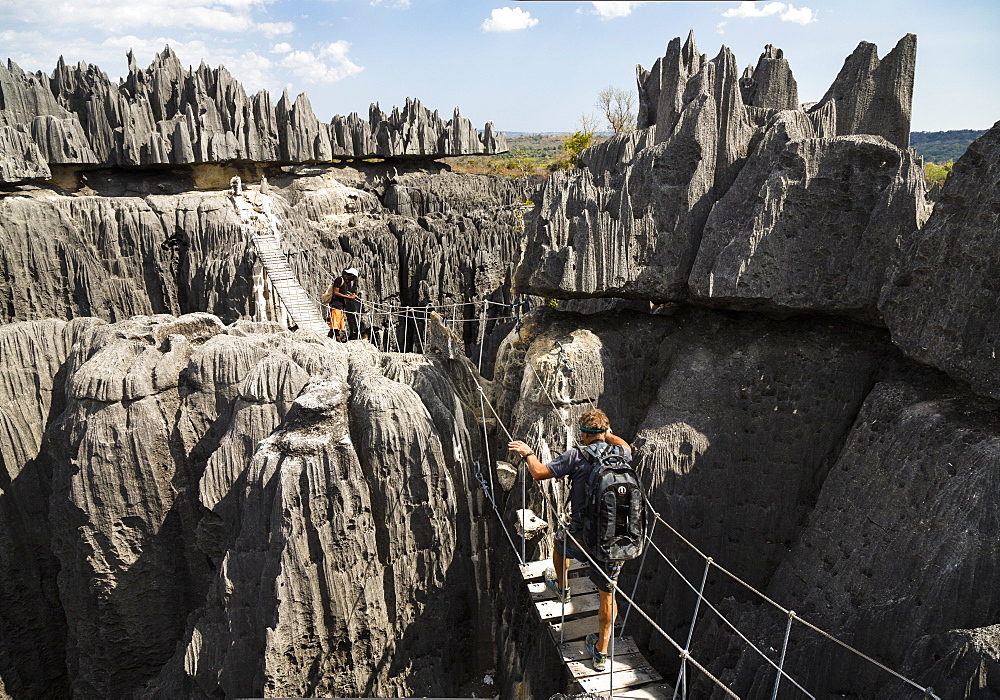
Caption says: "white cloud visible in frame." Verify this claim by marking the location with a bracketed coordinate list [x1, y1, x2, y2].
[270, 42, 292, 54]
[0, 0, 293, 36]
[370, 0, 411, 7]
[481, 7, 538, 32]
[589, 2, 645, 19]
[716, 21, 727, 35]
[779, 5, 817, 24]
[722, 2, 817, 25]
[279, 41, 363, 83]
[257, 22, 294, 37]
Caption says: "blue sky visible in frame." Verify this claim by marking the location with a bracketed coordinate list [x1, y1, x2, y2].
[1, 1, 997, 134]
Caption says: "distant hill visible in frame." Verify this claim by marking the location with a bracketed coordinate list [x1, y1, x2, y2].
[910, 130, 985, 163]
[504, 133, 570, 159]
[500, 130, 986, 164]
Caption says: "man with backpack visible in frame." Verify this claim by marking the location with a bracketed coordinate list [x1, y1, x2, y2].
[508, 408, 644, 672]
[321, 267, 360, 342]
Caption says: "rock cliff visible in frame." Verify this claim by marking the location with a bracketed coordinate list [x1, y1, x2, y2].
[0, 47, 507, 183]
[0, 162, 532, 370]
[1, 312, 501, 698]
[516, 33, 927, 322]
[880, 119, 1000, 399]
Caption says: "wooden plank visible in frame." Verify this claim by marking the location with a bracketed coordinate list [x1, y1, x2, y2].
[568, 652, 658, 680]
[594, 682, 674, 699]
[520, 558, 588, 582]
[549, 614, 598, 642]
[537, 593, 601, 620]
[576, 666, 662, 694]
[557, 636, 639, 662]
[528, 577, 598, 601]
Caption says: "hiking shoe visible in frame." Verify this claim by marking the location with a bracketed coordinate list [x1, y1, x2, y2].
[586, 633, 608, 671]
[543, 568, 571, 604]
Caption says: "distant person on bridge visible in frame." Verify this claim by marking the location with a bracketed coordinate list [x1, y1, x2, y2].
[508, 409, 633, 672]
[322, 267, 359, 342]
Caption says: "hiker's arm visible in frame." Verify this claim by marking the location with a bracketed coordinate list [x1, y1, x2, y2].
[508, 440, 553, 480]
[333, 285, 357, 300]
[605, 429, 631, 451]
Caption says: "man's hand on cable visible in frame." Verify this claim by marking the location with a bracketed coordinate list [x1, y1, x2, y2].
[507, 440, 533, 458]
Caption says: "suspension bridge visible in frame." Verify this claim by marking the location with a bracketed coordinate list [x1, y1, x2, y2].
[229, 181, 942, 700]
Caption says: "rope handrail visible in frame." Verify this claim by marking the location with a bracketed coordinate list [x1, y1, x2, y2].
[648, 512, 941, 700]
[643, 537, 816, 698]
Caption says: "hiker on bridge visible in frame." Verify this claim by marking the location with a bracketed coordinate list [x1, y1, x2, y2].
[508, 408, 639, 672]
[323, 267, 360, 342]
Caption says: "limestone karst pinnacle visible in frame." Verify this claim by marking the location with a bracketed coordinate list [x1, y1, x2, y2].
[516, 31, 926, 323]
[0, 46, 508, 181]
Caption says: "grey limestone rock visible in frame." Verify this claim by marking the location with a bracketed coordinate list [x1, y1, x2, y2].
[689, 116, 930, 321]
[694, 375, 1000, 698]
[808, 34, 917, 149]
[880, 120, 1000, 400]
[516, 33, 921, 312]
[0, 312, 496, 698]
[739, 44, 799, 111]
[904, 626, 1000, 699]
[0, 317, 102, 699]
[136, 325, 490, 698]
[0, 47, 507, 180]
[0, 126, 50, 182]
[0, 163, 530, 378]
[495, 307, 999, 699]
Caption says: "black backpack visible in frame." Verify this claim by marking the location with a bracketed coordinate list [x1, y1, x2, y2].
[579, 442, 646, 562]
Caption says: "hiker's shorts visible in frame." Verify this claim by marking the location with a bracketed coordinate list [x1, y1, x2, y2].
[556, 531, 623, 593]
[328, 308, 346, 332]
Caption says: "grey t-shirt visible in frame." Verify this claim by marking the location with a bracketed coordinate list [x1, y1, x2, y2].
[547, 441, 632, 532]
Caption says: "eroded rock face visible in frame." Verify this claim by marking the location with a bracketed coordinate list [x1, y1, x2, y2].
[0, 126, 50, 183]
[493, 308, 1000, 700]
[0, 165, 531, 370]
[808, 34, 917, 150]
[0, 312, 498, 699]
[690, 121, 930, 321]
[880, 120, 1000, 399]
[690, 375, 1000, 698]
[0, 318, 100, 699]
[739, 45, 798, 111]
[0, 47, 507, 181]
[516, 33, 926, 313]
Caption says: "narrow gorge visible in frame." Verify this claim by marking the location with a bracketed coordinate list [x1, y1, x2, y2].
[1, 32, 998, 700]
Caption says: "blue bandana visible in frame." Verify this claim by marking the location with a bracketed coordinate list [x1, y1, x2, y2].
[579, 425, 605, 434]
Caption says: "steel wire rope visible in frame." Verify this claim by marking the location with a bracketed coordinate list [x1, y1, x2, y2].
[526, 355, 656, 641]
[642, 535, 815, 698]
[459, 358, 741, 698]
[645, 512, 940, 700]
[523, 354, 818, 699]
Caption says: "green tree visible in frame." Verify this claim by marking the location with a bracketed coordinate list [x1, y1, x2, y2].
[561, 130, 595, 167]
[924, 160, 953, 190]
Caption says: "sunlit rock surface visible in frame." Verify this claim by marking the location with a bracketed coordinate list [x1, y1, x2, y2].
[1, 313, 500, 698]
[516, 33, 926, 317]
[0, 47, 507, 180]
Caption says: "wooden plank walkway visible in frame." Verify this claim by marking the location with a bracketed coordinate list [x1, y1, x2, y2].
[231, 187, 329, 334]
[521, 557, 672, 698]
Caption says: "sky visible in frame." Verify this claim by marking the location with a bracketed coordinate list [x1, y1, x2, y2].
[1, 0, 997, 134]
